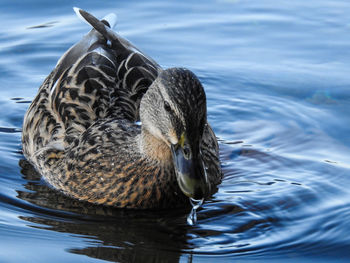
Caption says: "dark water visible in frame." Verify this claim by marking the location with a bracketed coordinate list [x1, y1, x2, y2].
[1, 0, 350, 262]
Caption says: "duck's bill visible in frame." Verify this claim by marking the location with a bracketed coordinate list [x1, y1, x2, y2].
[171, 144, 209, 200]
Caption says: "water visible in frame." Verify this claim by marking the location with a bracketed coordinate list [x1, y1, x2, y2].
[187, 198, 204, 226]
[1, 0, 350, 262]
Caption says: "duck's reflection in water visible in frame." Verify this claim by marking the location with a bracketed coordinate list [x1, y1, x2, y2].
[18, 159, 192, 263]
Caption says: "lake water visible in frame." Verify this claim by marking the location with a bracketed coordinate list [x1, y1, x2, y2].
[1, 0, 350, 262]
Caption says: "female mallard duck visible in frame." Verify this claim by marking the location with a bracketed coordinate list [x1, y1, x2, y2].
[22, 8, 222, 209]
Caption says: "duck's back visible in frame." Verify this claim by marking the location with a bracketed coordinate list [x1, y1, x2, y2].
[23, 10, 160, 160]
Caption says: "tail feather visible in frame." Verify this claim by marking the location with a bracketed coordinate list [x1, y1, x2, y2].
[53, 8, 118, 84]
[73, 7, 117, 29]
[73, 8, 158, 66]
[73, 8, 119, 43]
[52, 8, 159, 86]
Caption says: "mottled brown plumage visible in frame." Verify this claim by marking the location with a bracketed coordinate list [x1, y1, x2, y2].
[22, 8, 222, 209]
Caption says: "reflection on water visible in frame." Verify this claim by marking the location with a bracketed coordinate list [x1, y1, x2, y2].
[1, 0, 350, 262]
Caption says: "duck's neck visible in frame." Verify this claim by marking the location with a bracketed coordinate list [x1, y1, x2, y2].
[140, 127, 172, 163]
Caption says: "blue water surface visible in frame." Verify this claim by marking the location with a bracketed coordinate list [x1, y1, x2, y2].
[1, 0, 350, 262]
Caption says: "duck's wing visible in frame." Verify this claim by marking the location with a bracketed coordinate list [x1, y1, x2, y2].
[54, 8, 161, 123]
[23, 8, 160, 159]
[76, 8, 161, 121]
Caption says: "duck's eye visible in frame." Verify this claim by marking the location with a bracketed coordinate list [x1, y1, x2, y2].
[164, 101, 171, 112]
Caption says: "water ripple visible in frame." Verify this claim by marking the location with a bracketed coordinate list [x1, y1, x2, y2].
[1, 0, 350, 262]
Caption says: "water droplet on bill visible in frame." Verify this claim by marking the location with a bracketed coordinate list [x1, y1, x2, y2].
[187, 197, 204, 225]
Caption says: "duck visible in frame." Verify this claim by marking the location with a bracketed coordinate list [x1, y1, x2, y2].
[22, 8, 222, 209]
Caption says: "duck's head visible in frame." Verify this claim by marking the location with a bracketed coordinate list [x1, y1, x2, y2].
[140, 68, 209, 200]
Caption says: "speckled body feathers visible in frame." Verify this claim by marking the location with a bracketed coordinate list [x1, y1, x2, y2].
[22, 10, 221, 208]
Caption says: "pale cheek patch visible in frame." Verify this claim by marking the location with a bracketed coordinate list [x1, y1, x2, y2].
[168, 128, 179, 145]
